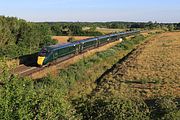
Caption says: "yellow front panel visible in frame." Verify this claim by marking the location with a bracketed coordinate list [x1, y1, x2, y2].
[37, 56, 45, 66]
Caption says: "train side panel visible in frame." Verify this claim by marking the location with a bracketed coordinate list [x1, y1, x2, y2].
[80, 40, 97, 52]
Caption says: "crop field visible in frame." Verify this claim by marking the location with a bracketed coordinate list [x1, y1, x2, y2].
[52, 36, 92, 43]
[70, 32, 180, 119]
[93, 32, 180, 98]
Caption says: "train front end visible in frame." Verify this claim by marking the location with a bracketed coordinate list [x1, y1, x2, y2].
[37, 48, 48, 66]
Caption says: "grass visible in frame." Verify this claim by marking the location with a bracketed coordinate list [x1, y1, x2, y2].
[93, 32, 180, 99]
[96, 27, 125, 34]
[52, 36, 92, 43]
[53, 34, 148, 97]
[68, 32, 180, 120]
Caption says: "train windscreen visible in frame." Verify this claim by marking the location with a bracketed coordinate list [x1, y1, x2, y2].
[39, 48, 48, 56]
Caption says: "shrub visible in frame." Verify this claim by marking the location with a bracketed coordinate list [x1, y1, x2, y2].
[151, 96, 179, 119]
[73, 96, 150, 120]
[0, 73, 70, 120]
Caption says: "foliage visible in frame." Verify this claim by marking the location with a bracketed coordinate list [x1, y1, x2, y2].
[0, 72, 71, 120]
[67, 37, 76, 42]
[0, 16, 56, 58]
[176, 23, 180, 30]
[72, 95, 180, 120]
[43, 21, 179, 32]
[151, 96, 179, 120]
[50, 23, 103, 36]
[73, 96, 150, 120]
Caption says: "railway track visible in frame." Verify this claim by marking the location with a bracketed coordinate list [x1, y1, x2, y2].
[11, 40, 122, 79]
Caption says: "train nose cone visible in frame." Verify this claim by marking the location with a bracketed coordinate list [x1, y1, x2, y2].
[37, 56, 45, 66]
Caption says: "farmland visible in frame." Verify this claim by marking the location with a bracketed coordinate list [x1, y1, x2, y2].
[96, 27, 124, 34]
[52, 36, 92, 43]
[74, 32, 180, 119]
[92, 32, 180, 98]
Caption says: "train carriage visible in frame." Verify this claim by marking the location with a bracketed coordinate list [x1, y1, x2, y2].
[37, 42, 80, 66]
[79, 38, 98, 52]
[109, 33, 119, 41]
[98, 35, 110, 45]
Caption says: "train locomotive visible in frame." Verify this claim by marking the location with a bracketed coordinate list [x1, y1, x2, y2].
[37, 30, 140, 66]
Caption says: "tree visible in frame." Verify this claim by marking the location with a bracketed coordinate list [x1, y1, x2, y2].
[167, 24, 175, 31]
[176, 23, 180, 30]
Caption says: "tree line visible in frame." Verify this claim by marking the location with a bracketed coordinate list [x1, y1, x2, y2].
[0, 16, 179, 58]
[44, 21, 180, 34]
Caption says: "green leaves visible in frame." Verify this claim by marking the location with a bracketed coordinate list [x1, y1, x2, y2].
[73, 96, 150, 120]
[0, 73, 70, 119]
[0, 16, 56, 58]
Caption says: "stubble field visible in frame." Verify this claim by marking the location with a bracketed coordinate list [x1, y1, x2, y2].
[94, 32, 180, 98]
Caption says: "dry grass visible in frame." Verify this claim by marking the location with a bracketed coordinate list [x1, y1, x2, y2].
[52, 36, 92, 43]
[95, 32, 180, 98]
[96, 27, 125, 34]
[6, 59, 20, 68]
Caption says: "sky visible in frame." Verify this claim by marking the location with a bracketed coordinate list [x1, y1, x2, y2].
[0, 0, 180, 23]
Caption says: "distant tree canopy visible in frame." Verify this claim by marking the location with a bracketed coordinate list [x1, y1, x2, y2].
[176, 23, 180, 30]
[49, 23, 103, 36]
[42, 21, 179, 36]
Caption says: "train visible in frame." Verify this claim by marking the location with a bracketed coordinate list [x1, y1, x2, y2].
[37, 30, 140, 66]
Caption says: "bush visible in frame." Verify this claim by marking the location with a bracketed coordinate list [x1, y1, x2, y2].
[151, 96, 179, 119]
[73, 96, 150, 120]
[0, 73, 70, 120]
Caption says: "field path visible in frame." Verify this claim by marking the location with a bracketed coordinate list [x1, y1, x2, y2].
[93, 32, 180, 98]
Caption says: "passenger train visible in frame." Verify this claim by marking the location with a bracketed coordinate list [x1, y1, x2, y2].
[37, 30, 140, 66]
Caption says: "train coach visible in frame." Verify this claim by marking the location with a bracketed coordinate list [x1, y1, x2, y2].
[37, 30, 140, 66]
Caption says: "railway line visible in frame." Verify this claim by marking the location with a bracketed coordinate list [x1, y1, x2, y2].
[6, 31, 140, 79]
[11, 40, 122, 79]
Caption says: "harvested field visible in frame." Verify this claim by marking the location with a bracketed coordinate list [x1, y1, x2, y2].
[93, 32, 180, 98]
[52, 36, 92, 43]
[96, 27, 124, 34]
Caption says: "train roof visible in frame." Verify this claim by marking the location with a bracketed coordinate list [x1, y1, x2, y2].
[47, 42, 80, 51]
[97, 35, 110, 39]
[78, 37, 98, 43]
[42, 30, 140, 51]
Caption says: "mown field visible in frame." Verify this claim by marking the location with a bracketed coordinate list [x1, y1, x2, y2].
[96, 27, 125, 34]
[94, 32, 180, 98]
[52, 36, 92, 43]
[80, 32, 180, 119]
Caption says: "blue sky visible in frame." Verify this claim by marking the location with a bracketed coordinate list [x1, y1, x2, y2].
[0, 0, 180, 22]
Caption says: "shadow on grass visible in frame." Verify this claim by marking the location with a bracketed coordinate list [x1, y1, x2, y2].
[95, 48, 136, 85]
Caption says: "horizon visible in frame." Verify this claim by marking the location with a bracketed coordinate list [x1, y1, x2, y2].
[0, 0, 180, 23]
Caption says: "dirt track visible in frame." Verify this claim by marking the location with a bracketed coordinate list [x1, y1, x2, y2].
[93, 32, 180, 98]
